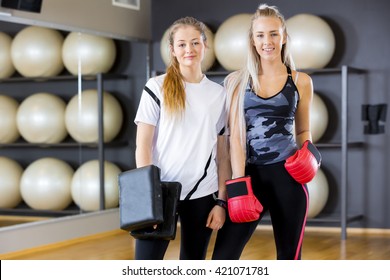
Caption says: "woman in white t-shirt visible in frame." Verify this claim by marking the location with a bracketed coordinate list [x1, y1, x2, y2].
[134, 16, 230, 260]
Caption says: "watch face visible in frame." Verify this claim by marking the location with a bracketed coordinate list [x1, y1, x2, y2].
[216, 199, 227, 209]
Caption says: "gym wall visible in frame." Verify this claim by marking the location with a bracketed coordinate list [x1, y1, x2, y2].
[0, 0, 151, 41]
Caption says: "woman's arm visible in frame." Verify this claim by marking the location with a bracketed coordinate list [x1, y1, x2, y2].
[294, 71, 314, 147]
[206, 135, 230, 230]
[135, 122, 156, 168]
[216, 134, 231, 200]
[229, 88, 246, 178]
[135, 122, 157, 229]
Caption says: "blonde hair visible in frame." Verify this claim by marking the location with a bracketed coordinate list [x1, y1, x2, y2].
[225, 4, 295, 151]
[162, 16, 208, 117]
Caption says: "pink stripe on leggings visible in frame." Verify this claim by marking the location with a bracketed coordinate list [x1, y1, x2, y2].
[294, 184, 309, 260]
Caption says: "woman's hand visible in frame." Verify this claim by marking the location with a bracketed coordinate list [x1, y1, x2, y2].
[206, 205, 226, 230]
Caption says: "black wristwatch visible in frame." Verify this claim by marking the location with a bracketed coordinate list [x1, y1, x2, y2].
[215, 198, 227, 209]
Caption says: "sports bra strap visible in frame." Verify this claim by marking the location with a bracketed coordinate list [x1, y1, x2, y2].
[286, 66, 299, 84]
[294, 72, 299, 84]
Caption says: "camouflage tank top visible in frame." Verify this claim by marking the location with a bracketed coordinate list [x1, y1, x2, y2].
[244, 67, 299, 165]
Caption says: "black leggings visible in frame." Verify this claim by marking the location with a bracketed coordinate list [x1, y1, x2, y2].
[135, 193, 215, 260]
[213, 161, 308, 260]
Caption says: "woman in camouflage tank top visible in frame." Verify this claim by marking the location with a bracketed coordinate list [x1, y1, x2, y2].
[212, 3, 314, 260]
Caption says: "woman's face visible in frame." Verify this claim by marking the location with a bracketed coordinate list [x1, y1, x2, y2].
[252, 16, 285, 62]
[171, 26, 205, 69]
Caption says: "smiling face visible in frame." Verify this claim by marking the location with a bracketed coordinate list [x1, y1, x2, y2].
[252, 16, 286, 62]
[170, 25, 205, 70]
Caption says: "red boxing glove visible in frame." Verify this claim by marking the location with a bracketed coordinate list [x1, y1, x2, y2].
[226, 176, 263, 223]
[284, 140, 322, 184]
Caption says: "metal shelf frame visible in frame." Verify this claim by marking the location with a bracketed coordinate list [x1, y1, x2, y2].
[340, 65, 365, 239]
[309, 65, 366, 239]
[0, 73, 128, 216]
[0, 38, 153, 217]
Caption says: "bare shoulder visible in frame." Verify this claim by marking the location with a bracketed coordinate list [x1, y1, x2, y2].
[294, 70, 312, 86]
[293, 70, 313, 95]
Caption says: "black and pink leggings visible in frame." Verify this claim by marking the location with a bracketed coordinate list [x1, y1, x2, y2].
[212, 161, 309, 260]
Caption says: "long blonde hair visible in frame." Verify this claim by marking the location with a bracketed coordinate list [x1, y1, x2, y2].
[225, 4, 295, 151]
[162, 16, 208, 117]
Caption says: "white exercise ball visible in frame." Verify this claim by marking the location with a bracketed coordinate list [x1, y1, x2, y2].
[20, 158, 74, 211]
[214, 13, 252, 71]
[286, 14, 336, 69]
[0, 95, 20, 143]
[71, 160, 121, 211]
[311, 93, 329, 143]
[0, 157, 23, 208]
[0, 32, 15, 78]
[160, 25, 216, 71]
[17, 93, 67, 143]
[306, 168, 329, 218]
[62, 32, 116, 76]
[11, 26, 64, 77]
[65, 89, 123, 143]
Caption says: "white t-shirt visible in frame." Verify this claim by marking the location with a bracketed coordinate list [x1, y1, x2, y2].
[134, 74, 226, 200]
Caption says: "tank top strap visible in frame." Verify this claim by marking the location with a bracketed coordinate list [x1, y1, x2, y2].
[287, 66, 292, 76]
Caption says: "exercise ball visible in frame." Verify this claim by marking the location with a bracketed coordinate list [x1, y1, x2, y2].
[20, 157, 74, 210]
[17, 93, 67, 143]
[286, 14, 336, 69]
[0, 95, 20, 143]
[65, 89, 123, 143]
[0, 32, 15, 78]
[62, 32, 116, 76]
[160, 25, 216, 71]
[311, 93, 329, 143]
[306, 168, 329, 218]
[11, 26, 64, 77]
[0, 157, 23, 208]
[214, 13, 252, 71]
[71, 160, 121, 211]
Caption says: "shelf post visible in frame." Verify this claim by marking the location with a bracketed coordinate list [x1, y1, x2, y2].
[97, 73, 105, 211]
[341, 65, 348, 240]
[146, 40, 152, 80]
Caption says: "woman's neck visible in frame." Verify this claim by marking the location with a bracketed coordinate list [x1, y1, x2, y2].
[180, 66, 204, 83]
[259, 60, 286, 77]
